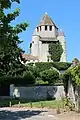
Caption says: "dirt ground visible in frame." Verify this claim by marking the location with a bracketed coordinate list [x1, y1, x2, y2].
[0, 107, 80, 120]
[56, 112, 80, 120]
[43, 108, 80, 120]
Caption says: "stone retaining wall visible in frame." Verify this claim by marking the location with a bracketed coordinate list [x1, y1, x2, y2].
[10, 85, 65, 100]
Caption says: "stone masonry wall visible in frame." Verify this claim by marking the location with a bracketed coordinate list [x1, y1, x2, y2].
[10, 85, 65, 100]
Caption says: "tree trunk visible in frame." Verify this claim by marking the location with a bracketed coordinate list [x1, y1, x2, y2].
[68, 78, 75, 105]
[75, 86, 80, 112]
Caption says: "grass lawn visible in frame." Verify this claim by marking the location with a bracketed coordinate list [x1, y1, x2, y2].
[18, 100, 64, 109]
[0, 99, 65, 109]
[0, 99, 28, 107]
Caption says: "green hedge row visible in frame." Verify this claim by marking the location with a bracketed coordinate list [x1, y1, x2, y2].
[0, 75, 35, 86]
[28, 62, 71, 71]
[0, 62, 71, 86]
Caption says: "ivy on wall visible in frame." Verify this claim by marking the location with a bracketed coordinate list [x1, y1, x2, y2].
[48, 42, 63, 62]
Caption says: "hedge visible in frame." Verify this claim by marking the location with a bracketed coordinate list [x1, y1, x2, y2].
[28, 62, 71, 72]
[40, 69, 59, 84]
[0, 62, 71, 86]
[0, 74, 35, 86]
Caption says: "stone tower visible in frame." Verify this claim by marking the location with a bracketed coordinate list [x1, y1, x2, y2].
[30, 13, 67, 62]
[58, 29, 67, 62]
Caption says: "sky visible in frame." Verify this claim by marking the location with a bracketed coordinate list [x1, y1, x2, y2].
[5, 0, 80, 62]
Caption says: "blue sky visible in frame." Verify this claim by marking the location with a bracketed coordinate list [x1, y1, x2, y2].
[6, 0, 80, 62]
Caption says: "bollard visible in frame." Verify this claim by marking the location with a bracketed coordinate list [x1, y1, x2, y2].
[56, 105, 61, 114]
[30, 102, 32, 108]
[41, 103, 44, 108]
[9, 101, 11, 107]
[18, 101, 21, 107]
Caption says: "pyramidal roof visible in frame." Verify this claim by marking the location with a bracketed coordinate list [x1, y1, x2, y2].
[37, 12, 58, 28]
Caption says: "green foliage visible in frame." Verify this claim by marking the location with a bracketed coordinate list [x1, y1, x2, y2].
[40, 69, 59, 84]
[62, 69, 71, 96]
[35, 78, 48, 84]
[63, 63, 80, 87]
[72, 58, 79, 63]
[26, 65, 40, 78]
[23, 71, 35, 84]
[0, 0, 20, 9]
[49, 42, 63, 62]
[33, 62, 71, 71]
[0, 0, 29, 77]
[0, 73, 35, 86]
[62, 62, 80, 96]
[27, 62, 71, 84]
[0, 99, 66, 109]
[71, 64, 80, 85]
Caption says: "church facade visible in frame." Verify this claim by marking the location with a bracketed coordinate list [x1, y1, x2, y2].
[30, 13, 67, 62]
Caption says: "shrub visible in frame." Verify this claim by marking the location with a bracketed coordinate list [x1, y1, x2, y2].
[28, 62, 71, 72]
[23, 71, 35, 84]
[40, 69, 59, 84]
[0, 71, 35, 86]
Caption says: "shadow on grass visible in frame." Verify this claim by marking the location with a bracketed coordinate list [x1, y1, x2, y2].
[0, 109, 47, 120]
[0, 99, 56, 107]
[0, 99, 36, 107]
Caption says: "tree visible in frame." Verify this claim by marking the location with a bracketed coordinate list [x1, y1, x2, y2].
[63, 60, 80, 112]
[70, 63, 80, 112]
[23, 71, 35, 84]
[0, 0, 28, 76]
[40, 69, 59, 84]
[0, 0, 20, 9]
[49, 42, 63, 62]
[71, 64, 80, 85]
[27, 65, 40, 78]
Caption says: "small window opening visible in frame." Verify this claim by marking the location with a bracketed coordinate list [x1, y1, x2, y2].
[49, 26, 52, 31]
[45, 26, 47, 31]
[37, 27, 39, 32]
[32, 41, 34, 43]
[40, 26, 41, 31]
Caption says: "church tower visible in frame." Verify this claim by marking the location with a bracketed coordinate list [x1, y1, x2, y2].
[30, 13, 67, 62]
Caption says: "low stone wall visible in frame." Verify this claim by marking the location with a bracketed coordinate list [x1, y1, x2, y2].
[10, 84, 65, 100]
